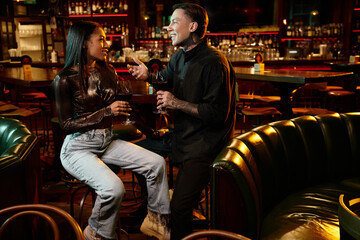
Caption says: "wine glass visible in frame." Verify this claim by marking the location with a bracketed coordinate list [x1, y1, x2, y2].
[117, 79, 135, 125]
[153, 80, 168, 114]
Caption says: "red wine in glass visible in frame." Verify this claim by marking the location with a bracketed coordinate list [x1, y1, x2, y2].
[116, 93, 133, 102]
[152, 81, 168, 114]
[117, 79, 135, 125]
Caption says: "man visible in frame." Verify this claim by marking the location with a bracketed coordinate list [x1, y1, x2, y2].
[128, 3, 236, 239]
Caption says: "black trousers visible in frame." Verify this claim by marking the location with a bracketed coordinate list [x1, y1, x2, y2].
[170, 157, 212, 240]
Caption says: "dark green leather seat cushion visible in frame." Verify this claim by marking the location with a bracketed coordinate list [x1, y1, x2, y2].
[212, 113, 360, 240]
[261, 180, 360, 240]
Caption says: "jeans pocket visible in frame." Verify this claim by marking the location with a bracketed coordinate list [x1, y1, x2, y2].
[72, 132, 91, 142]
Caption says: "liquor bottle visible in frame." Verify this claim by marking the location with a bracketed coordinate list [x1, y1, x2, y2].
[75, 1, 79, 15]
[111, 2, 119, 14]
[151, 27, 155, 39]
[123, 0, 128, 12]
[140, 27, 144, 39]
[78, 1, 83, 15]
[83, 1, 88, 14]
[96, 1, 101, 13]
[103, 23, 108, 34]
[307, 26, 312, 37]
[110, 24, 115, 34]
[69, 1, 74, 15]
[286, 25, 292, 37]
[119, 0, 124, 13]
[107, 1, 111, 13]
[135, 27, 138, 40]
[99, 2, 106, 14]
[230, 35, 235, 46]
[155, 27, 161, 39]
[92, 1, 97, 13]
[125, 24, 129, 35]
[121, 23, 125, 34]
[272, 35, 277, 48]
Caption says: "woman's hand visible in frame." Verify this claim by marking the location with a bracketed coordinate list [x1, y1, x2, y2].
[127, 57, 149, 81]
[110, 101, 132, 116]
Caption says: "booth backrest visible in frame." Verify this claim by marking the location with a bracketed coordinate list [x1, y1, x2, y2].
[212, 113, 360, 239]
[0, 117, 40, 208]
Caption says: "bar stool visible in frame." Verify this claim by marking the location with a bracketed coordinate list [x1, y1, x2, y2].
[291, 85, 335, 116]
[236, 82, 281, 133]
[237, 106, 281, 132]
[0, 104, 42, 135]
[19, 91, 52, 151]
[327, 90, 356, 113]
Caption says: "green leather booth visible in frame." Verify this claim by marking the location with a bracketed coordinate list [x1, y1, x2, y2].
[212, 113, 360, 240]
[0, 117, 40, 209]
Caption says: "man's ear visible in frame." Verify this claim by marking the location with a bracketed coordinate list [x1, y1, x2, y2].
[189, 22, 198, 32]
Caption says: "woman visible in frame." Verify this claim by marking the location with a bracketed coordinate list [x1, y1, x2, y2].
[53, 21, 170, 240]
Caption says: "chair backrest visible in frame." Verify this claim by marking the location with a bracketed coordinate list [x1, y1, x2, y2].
[0, 204, 84, 240]
[338, 194, 360, 240]
[182, 229, 252, 240]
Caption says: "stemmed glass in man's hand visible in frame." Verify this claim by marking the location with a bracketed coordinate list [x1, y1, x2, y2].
[153, 80, 168, 114]
[117, 78, 135, 125]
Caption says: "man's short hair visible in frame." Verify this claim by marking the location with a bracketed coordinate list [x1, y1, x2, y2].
[173, 3, 208, 39]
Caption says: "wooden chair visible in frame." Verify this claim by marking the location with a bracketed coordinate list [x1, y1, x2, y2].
[236, 82, 281, 133]
[0, 204, 84, 240]
[338, 194, 360, 240]
[291, 84, 335, 116]
[182, 229, 252, 240]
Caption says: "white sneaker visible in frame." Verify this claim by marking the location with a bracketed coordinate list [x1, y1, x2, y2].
[140, 213, 170, 240]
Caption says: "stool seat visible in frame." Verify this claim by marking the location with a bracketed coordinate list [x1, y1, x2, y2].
[292, 107, 335, 115]
[113, 123, 143, 141]
[327, 90, 356, 112]
[0, 103, 19, 113]
[327, 90, 355, 97]
[254, 95, 281, 103]
[241, 107, 281, 116]
[325, 85, 344, 91]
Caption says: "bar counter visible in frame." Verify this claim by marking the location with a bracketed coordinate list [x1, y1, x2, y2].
[0, 58, 347, 71]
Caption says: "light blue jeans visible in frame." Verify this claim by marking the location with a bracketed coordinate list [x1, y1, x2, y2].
[60, 128, 170, 239]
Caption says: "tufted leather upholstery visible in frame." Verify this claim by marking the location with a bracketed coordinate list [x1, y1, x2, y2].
[0, 117, 40, 209]
[212, 113, 360, 240]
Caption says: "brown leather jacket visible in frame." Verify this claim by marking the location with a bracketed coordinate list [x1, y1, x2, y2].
[53, 63, 117, 135]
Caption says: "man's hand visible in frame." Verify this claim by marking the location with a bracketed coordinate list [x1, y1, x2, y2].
[127, 57, 149, 81]
[157, 90, 200, 117]
[156, 90, 177, 110]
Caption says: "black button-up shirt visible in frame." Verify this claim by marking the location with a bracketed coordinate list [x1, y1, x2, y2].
[159, 40, 236, 163]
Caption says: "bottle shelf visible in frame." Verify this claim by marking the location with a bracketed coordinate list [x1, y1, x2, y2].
[135, 39, 172, 43]
[69, 14, 92, 18]
[92, 14, 128, 17]
[238, 32, 279, 35]
[204, 32, 279, 36]
[69, 14, 127, 18]
[281, 37, 341, 42]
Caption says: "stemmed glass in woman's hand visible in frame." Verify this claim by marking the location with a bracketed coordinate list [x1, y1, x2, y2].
[117, 78, 135, 125]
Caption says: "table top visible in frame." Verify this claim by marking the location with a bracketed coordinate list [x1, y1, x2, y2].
[326, 61, 360, 72]
[0, 67, 59, 88]
[234, 67, 354, 84]
[0, 67, 152, 94]
[1, 66, 353, 87]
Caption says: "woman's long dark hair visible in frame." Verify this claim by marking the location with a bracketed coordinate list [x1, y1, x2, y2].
[60, 21, 103, 80]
